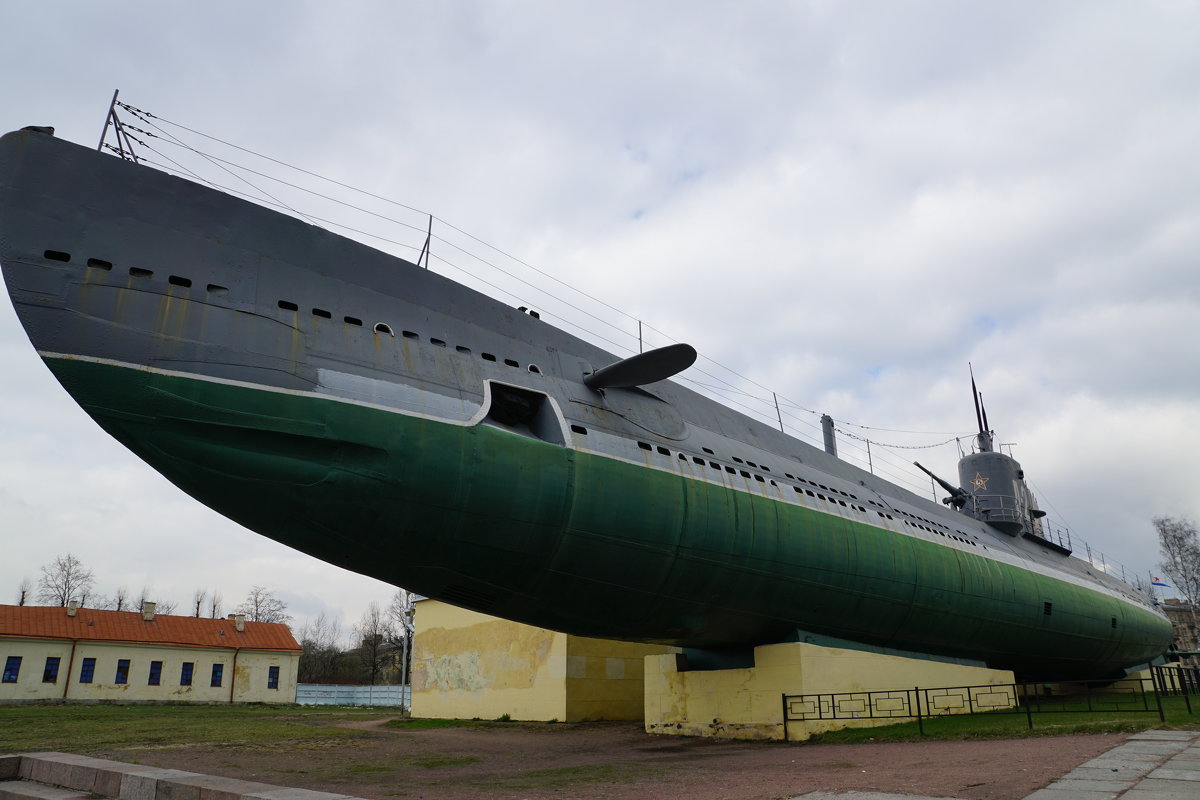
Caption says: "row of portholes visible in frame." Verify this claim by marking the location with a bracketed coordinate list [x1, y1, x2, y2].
[276, 299, 543, 375]
[635, 440, 871, 514]
[46, 251, 545, 377]
[897, 507, 952, 533]
[902, 518, 983, 549]
[54, 251, 232, 295]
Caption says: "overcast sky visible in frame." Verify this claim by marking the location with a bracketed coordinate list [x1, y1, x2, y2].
[2, 1, 1198, 641]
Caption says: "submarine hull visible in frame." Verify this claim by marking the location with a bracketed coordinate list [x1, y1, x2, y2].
[0, 128, 1173, 680]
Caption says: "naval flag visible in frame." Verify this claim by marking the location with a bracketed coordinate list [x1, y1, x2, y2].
[1152, 576, 1171, 587]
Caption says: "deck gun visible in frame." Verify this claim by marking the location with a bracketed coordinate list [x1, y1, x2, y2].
[912, 461, 971, 510]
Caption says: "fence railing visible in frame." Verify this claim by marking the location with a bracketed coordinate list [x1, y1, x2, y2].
[295, 683, 409, 708]
[782, 665, 1198, 739]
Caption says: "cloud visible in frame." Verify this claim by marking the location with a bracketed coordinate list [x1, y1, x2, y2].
[1, 0, 1198, 631]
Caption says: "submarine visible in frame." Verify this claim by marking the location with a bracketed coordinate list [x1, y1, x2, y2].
[0, 123, 1172, 680]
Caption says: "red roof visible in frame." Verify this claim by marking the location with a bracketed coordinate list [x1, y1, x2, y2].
[0, 605, 300, 652]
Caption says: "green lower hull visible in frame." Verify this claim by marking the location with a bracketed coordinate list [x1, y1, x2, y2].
[46, 355, 1172, 678]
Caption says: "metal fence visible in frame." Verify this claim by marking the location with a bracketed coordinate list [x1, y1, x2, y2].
[296, 683, 410, 708]
[783, 666, 1197, 739]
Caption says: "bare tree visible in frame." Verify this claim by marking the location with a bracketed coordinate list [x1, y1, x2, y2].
[235, 586, 292, 625]
[298, 611, 346, 683]
[16, 577, 33, 606]
[112, 585, 130, 612]
[209, 591, 223, 619]
[1157, 516, 1200, 646]
[355, 601, 397, 685]
[1157, 517, 1200, 604]
[387, 589, 416, 690]
[192, 588, 207, 617]
[36, 554, 95, 607]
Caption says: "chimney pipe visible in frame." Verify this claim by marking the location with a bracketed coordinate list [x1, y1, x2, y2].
[233, 614, 246, 632]
[67, 601, 79, 617]
[142, 601, 156, 621]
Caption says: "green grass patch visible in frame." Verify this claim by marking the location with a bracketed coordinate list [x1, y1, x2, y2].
[382, 717, 496, 731]
[477, 762, 665, 790]
[0, 703, 385, 753]
[808, 695, 1200, 744]
[410, 754, 481, 768]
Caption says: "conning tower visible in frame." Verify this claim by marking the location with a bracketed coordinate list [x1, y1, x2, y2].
[956, 371, 1047, 538]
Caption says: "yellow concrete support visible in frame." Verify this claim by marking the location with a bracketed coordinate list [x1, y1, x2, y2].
[410, 600, 675, 721]
[644, 641, 1015, 741]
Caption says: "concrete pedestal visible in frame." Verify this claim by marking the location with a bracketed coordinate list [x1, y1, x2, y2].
[644, 641, 1015, 741]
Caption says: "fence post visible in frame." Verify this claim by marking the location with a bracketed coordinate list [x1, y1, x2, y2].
[914, 687, 923, 736]
[1022, 683, 1034, 730]
[1154, 677, 1166, 723]
[781, 694, 789, 742]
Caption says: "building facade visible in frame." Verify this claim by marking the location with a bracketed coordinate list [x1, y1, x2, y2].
[1162, 599, 1200, 666]
[0, 603, 301, 703]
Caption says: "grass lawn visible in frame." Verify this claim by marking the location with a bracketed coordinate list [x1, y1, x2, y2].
[811, 695, 1200, 744]
[0, 703, 385, 753]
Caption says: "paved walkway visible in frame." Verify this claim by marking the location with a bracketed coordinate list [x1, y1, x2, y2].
[793, 729, 1200, 800]
[1024, 729, 1200, 800]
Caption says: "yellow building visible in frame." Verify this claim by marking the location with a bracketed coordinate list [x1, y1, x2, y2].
[0, 602, 301, 703]
[410, 599, 675, 722]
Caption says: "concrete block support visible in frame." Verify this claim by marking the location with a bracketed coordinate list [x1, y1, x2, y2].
[644, 641, 1015, 741]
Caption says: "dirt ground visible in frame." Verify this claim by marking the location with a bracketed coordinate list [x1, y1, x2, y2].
[87, 717, 1129, 800]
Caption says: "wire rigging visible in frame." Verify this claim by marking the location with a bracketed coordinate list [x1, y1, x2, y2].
[107, 101, 971, 494]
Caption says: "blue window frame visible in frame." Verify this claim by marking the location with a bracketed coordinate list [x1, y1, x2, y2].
[79, 657, 96, 683]
[148, 660, 162, 686]
[2, 656, 21, 683]
[42, 656, 61, 683]
[267, 665, 280, 689]
[180, 662, 194, 686]
[115, 659, 130, 685]
[210, 663, 224, 687]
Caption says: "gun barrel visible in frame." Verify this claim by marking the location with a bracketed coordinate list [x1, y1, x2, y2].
[913, 461, 967, 497]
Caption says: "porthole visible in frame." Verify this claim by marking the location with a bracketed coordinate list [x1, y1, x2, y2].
[570, 425, 587, 435]
[457, 345, 472, 354]
[208, 284, 230, 295]
[344, 316, 363, 326]
[430, 338, 447, 347]
[86, 258, 112, 270]
[402, 330, 418, 340]
[739, 470, 750, 479]
[374, 323, 394, 336]
[692, 456, 704, 465]
[528, 364, 541, 374]
[702, 447, 714, 455]
[638, 442, 652, 451]
[754, 475, 765, 483]
[725, 466, 735, 474]
[656, 446, 670, 456]
[504, 358, 519, 368]
[733, 457, 744, 464]
[130, 267, 153, 278]
[44, 250, 71, 262]
[312, 308, 332, 319]
[278, 300, 298, 311]
[482, 353, 497, 362]
[168, 275, 192, 288]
